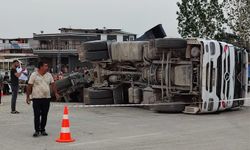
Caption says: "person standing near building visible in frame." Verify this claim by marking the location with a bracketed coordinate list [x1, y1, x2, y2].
[3, 72, 10, 95]
[0, 73, 3, 105]
[26, 61, 60, 137]
[11, 60, 25, 114]
[17, 64, 28, 93]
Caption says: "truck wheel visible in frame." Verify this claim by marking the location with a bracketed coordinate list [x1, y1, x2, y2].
[84, 41, 108, 51]
[150, 102, 186, 113]
[87, 98, 114, 105]
[55, 77, 72, 92]
[88, 88, 113, 99]
[86, 51, 109, 61]
[155, 38, 187, 49]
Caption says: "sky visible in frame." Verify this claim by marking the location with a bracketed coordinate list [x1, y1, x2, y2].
[0, 0, 180, 38]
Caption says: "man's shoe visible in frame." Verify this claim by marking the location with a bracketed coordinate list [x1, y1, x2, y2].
[33, 132, 40, 137]
[41, 131, 48, 136]
[11, 111, 20, 114]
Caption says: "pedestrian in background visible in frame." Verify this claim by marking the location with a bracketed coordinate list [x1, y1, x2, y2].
[26, 61, 60, 137]
[0, 73, 3, 105]
[3, 72, 10, 95]
[11, 60, 25, 114]
[17, 64, 29, 93]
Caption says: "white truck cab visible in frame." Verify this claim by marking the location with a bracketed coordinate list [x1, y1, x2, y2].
[185, 39, 248, 113]
[199, 40, 239, 113]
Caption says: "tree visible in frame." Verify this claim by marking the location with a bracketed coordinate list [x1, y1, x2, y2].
[224, 0, 250, 47]
[176, 0, 226, 39]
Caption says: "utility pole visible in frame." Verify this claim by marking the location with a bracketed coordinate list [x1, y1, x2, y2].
[57, 37, 61, 73]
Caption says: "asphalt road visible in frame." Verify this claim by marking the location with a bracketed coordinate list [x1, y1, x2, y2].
[0, 94, 250, 150]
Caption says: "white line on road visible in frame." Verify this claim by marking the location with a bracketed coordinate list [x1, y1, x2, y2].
[69, 132, 162, 147]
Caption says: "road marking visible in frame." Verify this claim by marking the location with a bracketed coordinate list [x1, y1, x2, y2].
[69, 132, 162, 146]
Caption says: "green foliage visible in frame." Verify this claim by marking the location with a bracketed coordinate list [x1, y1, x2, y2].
[224, 0, 250, 43]
[176, 0, 226, 39]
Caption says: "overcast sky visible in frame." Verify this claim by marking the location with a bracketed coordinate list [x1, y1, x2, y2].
[0, 0, 180, 38]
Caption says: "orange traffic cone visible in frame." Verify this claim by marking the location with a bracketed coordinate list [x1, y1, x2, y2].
[56, 106, 75, 143]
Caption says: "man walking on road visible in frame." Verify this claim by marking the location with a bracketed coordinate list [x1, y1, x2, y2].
[11, 60, 25, 114]
[26, 61, 60, 137]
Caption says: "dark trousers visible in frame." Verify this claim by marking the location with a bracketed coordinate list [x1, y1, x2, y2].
[0, 89, 1, 104]
[11, 85, 19, 111]
[3, 84, 9, 95]
[32, 99, 51, 132]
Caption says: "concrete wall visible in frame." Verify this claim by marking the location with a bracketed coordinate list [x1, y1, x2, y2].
[101, 34, 107, 41]
[101, 34, 136, 42]
[117, 35, 123, 42]
[28, 39, 40, 49]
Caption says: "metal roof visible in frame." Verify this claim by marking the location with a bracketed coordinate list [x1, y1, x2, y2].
[33, 33, 98, 38]
[0, 53, 37, 57]
[59, 28, 122, 32]
[58, 28, 136, 35]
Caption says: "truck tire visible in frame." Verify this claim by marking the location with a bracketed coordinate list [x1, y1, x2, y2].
[88, 88, 113, 99]
[155, 38, 187, 49]
[84, 41, 108, 51]
[87, 98, 114, 105]
[55, 77, 72, 93]
[150, 102, 186, 113]
[85, 50, 109, 61]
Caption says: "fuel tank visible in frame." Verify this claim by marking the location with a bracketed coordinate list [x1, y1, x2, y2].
[111, 41, 148, 62]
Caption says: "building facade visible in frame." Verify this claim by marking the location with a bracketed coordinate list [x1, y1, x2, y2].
[0, 38, 38, 71]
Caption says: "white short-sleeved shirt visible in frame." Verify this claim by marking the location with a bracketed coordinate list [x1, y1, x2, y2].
[28, 71, 54, 99]
[17, 67, 28, 81]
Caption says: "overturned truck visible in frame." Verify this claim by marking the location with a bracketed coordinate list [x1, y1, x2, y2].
[77, 24, 248, 114]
